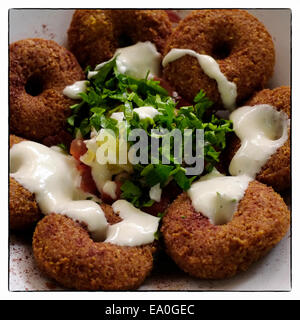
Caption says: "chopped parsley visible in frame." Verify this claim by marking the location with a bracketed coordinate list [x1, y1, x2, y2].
[56, 143, 68, 153]
[67, 58, 233, 208]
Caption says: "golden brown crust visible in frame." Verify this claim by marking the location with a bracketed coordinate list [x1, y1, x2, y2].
[32, 208, 156, 290]
[10, 134, 25, 148]
[161, 181, 290, 279]
[163, 9, 275, 106]
[226, 86, 291, 191]
[10, 133, 157, 291]
[68, 9, 172, 68]
[9, 177, 42, 230]
[246, 86, 290, 118]
[9, 134, 43, 230]
[10, 137, 156, 289]
[9, 38, 84, 141]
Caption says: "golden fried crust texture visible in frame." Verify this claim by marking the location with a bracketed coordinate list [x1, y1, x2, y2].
[9, 135, 43, 230]
[161, 181, 290, 279]
[32, 204, 156, 290]
[163, 9, 275, 106]
[10, 38, 84, 141]
[226, 86, 291, 191]
[67, 9, 172, 68]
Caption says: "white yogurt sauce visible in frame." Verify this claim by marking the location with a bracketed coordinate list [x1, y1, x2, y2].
[133, 106, 162, 120]
[10, 141, 107, 241]
[187, 173, 252, 225]
[149, 183, 162, 202]
[89, 161, 114, 195]
[89, 41, 161, 80]
[10, 141, 159, 246]
[63, 80, 89, 100]
[80, 128, 133, 199]
[81, 147, 121, 201]
[162, 48, 237, 110]
[110, 107, 161, 121]
[110, 111, 125, 122]
[66, 42, 161, 96]
[186, 104, 289, 225]
[229, 104, 289, 178]
[102, 180, 117, 200]
[105, 200, 160, 246]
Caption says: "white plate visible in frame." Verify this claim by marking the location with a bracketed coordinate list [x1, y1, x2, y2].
[9, 9, 291, 291]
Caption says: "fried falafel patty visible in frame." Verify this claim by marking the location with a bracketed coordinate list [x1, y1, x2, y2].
[10, 38, 84, 141]
[163, 9, 275, 107]
[67, 9, 172, 68]
[32, 203, 156, 290]
[9, 134, 43, 230]
[226, 86, 291, 191]
[161, 180, 290, 279]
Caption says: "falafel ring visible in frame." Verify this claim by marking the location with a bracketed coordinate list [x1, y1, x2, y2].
[161, 180, 290, 279]
[68, 9, 172, 68]
[9, 134, 43, 230]
[10, 38, 84, 142]
[163, 9, 275, 108]
[226, 86, 291, 191]
[33, 204, 156, 290]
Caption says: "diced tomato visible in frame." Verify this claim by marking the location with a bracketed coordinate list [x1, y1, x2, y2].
[70, 138, 87, 160]
[100, 192, 113, 204]
[114, 180, 122, 199]
[165, 10, 181, 24]
[75, 160, 99, 196]
[70, 139, 124, 201]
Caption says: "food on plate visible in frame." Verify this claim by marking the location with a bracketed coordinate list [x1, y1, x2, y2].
[67, 9, 172, 69]
[32, 204, 157, 290]
[63, 55, 233, 211]
[11, 133, 159, 289]
[161, 179, 290, 279]
[9, 134, 43, 230]
[9, 38, 84, 141]
[225, 86, 291, 191]
[9, 177, 42, 230]
[247, 86, 291, 117]
[162, 9, 275, 109]
[9, 9, 290, 290]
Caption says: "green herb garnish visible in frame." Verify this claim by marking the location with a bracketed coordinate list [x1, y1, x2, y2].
[67, 58, 233, 208]
[154, 229, 161, 241]
[120, 180, 142, 207]
[57, 143, 68, 153]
